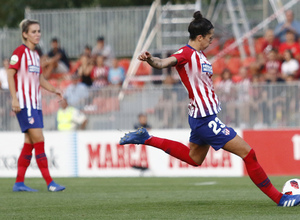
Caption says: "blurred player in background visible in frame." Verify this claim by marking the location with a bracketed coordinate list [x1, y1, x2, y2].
[7, 19, 65, 192]
[120, 11, 300, 207]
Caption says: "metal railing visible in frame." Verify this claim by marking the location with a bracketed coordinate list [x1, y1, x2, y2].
[25, 6, 154, 59]
[3, 1, 299, 62]
[1, 82, 299, 131]
[0, 27, 21, 62]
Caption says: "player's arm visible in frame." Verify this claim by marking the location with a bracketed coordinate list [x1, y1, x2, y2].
[138, 51, 177, 69]
[7, 68, 21, 113]
[39, 74, 63, 100]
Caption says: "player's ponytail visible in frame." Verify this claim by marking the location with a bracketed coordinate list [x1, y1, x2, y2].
[188, 11, 214, 40]
[19, 19, 40, 43]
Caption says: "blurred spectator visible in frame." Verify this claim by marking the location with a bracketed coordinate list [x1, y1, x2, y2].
[281, 49, 299, 80]
[70, 45, 93, 75]
[266, 68, 285, 84]
[235, 66, 251, 128]
[35, 45, 50, 76]
[260, 29, 280, 55]
[251, 73, 266, 84]
[265, 68, 286, 126]
[134, 113, 151, 130]
[76, 54, 94, 87]
[56, 98, 88, 131]
[108, 58, 125, 86]
[274, 9, 300, 42]
[285, 74, 296, 82]
[215, 69, 235, 100]
[254, 53, 266, 73]
[250, 72, 269, 128]
[215, 69, 236, 125]
[264, 49, 281, 75]
[64, 74, 89, 110]
[0, 58, 9, 90]
[153, 74, 179, 128]
[91, 55, 109, 88]
[92, 36, 114, 66]
[278, 30, 300, 60]
[236, 66, 251, 89]
[83, 44, 92, 57]
[43, 37, 70, 79]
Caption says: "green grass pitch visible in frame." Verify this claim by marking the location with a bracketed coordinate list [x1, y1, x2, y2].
[0, 177, 299, 219]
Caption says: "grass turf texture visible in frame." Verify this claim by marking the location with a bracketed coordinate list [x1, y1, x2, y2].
[0, 177, 299, 220]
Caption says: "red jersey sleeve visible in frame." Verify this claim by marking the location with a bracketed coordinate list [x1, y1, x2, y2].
[171, 46, 191, 66]
[9, 45, 25, 71]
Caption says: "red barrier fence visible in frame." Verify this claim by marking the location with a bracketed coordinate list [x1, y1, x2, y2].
[243, 130, 300, 176]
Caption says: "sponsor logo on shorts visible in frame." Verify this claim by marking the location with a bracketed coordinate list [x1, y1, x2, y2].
[222, 128, 230, 135]
[28, 117, 35, 124]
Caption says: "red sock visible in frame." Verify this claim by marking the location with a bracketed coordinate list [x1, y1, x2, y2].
[145, 136, 199, 166]
[243, 149, 282, 204]
[34, 142, 53, 185]
[16, 143, 34, 183]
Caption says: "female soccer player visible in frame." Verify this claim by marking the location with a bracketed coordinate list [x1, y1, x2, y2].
[120, 11, 299, 207]
[7, 19, 65, 192]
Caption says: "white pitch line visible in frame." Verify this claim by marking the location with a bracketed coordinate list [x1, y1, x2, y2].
[194, 181, 217, 186]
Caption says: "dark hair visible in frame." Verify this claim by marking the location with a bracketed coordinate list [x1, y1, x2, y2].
[97, 36, 104, 41]
[269, 48, 278, 53]
[138, 113, 147, 118]
[221, 68, 232, 80]
[188, 11, 214, 40]
[284, 49, 294, 59]
[85, 44, 91, 50]
[51, 37, 58, 43]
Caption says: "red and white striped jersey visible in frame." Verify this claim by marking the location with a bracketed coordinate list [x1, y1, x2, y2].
[171, 45, 221, 118]
[9, 44, 42, 112]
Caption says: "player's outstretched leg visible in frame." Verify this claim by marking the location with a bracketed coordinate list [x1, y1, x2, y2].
[278, 194, 300, 207]
[13, 182, 38, 192]
[243, 148, 285, 205]
[120, 127, 199, 166]
[47, 180, 66, 192]
[244, 147, 299, 207]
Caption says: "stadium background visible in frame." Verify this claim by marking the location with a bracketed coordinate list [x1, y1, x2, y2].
[0, 0, 300, 178]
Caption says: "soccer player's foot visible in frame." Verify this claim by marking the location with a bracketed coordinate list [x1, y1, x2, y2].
[13, 182, 38, 192]
[278, 194, 300, 207]
[47, 181, 66, 192]
[119, 127, 150, 145]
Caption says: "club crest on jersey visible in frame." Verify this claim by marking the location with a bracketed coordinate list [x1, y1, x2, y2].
[222, 128, 230, 135]
[28, 117, 35, 124]
[28, 65, 40, 73]
[202, 63, 213, 75]
[173, 49, 183, 54]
